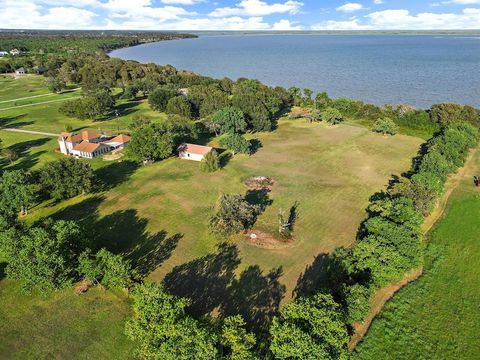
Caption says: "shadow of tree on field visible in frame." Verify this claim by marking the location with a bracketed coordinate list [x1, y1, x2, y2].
[51, 197, 180, 278]
[0, 113, 34, 128]
[221, 265, 285, 336]
[164, 243, 286, 336]
[293, 252, 348, 299]
[94, 160, 139, 191]
[1, 137, 51, 171]
[0, 262, 6, 280]
[164, 243, 241, 316]
[245, 188, 273, 213]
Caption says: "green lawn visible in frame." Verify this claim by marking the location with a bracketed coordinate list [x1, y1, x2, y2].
[0, 281, 134, 359]
[26, 119, 423, 300]
[353, 151, 480, 360]
[0, 75, 50, 100]
[0, 75, 426, 356]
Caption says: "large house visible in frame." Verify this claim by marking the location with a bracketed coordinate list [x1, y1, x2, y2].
[10, 49, 20, 56]
[58, 130, 130, 159]
[178, 143, 213, 161]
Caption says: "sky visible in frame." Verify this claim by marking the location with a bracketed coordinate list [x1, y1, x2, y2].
[1, 0, 480, 31]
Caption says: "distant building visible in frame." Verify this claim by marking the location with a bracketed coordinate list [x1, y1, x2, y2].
[15, 67, 26, 75]
[10, 49, 20, 56]
[0, 51, 8, 57]
[178, 143, 213, 162]
[57, 130, 130, 159]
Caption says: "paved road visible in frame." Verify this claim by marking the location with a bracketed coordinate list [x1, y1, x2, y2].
[0, 128, 59, 137]
[0, 96, 81, 111]
[0, 88, 81, 104]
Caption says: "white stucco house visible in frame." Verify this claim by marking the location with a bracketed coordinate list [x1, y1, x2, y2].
[178, 143, 213, 161]
[10, 49, 20, 56]
[57, 130, 130, 159]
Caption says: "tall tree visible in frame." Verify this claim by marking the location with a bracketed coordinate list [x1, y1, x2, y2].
[125, 283, 218, 359]
[39, 158, 94, 200]
[211, 107, 247, 135]
[270, 293, 349, 360]
[220, 315, 257, 360]
[2, 220, 83, 294]
[0, 170, 36, 227]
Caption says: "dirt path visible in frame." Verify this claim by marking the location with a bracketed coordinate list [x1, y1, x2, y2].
[348, 148, 478, 352]
[0, 128, 59, 137]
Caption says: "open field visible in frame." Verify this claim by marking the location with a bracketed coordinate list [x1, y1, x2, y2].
[0, 75, 50, 101]
[0, 75, 425, 355]
[353, 150, 480, 360]
[26, 119, 423, 300]
[0, 280, 133, 359]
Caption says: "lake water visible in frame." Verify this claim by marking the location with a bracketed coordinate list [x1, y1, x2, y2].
[110, 35, 480, 108]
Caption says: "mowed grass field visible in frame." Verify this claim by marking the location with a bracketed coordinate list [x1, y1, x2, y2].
[353, 151, 480, 360]
[0, 75, 424, 357]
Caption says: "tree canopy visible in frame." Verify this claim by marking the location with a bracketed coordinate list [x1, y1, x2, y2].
[270, 293, 349, 360]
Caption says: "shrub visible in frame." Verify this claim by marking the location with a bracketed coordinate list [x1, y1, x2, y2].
[219, 134, 251, 155]
[200, 151, 220, 173]
[373, 117, 399, 135]
[321, 107, 344, 125]
[209, 194, 260, 236]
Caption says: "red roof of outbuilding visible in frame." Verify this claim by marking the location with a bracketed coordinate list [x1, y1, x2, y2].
[178, 143, 213, 156]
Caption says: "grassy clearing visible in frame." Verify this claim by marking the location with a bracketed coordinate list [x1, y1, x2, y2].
[0, 75, 425, 356]
[27, 120, 423, 300]
[353, 151, 480, 360]
[0, 280, 134, 359]
[0, 75, 50, 100]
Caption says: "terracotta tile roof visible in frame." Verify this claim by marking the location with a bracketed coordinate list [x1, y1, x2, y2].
[178, 143, 213, 156]
[72, 141, 102, 153]
[109, 134, 131, 143]
[66, 130, 102, 143]
[58, 132, 72, 141]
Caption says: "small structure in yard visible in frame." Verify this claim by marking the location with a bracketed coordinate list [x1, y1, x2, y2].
[178, 143, 213, 162]
[15, 67, 25, 76]
[245, 176, 275, 190]
[58, 130, 130, 159]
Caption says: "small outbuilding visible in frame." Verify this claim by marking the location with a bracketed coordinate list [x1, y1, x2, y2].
[178, 143, 213, 162]
[15, 67, 26, 76]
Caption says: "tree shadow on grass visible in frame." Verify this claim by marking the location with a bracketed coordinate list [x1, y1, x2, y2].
[164, 243, 286, 336]
[221, 265, 285, 336]
[0, 113, 34, 128]
[0, 262, 6, 280]
[164, 243, 241, 316]
[51, 197, 180, 278]
[1, 137, 51, 171]
[293, 252, 348, 299]
[94, 160, 139, 191]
